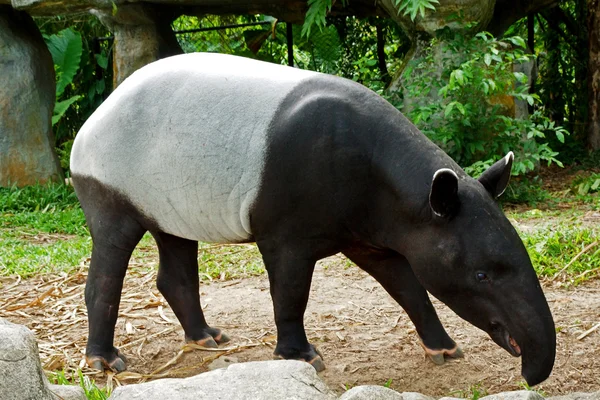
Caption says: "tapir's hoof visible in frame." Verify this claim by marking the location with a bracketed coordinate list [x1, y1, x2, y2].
[86, 347, 128, 372]
[273, 344, 326, 372]
[423, 344, 464, 365]
[185, 328, 230, 349]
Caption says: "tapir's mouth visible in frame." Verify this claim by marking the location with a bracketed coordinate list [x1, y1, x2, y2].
[505, 332, 522, 357]
[490, 322, 521, 357]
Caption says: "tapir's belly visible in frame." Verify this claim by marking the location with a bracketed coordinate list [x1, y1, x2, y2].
[71, 53, 316, 243]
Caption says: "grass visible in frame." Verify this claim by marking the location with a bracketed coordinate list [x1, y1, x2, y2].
[522, 228, 600, 283]
[49, 370, 110, 400]
[1, 182, 599, 285]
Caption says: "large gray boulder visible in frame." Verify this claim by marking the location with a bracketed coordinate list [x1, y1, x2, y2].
[0, 318, 85, 400]
[0, 6, 62, 187]
[340, 388, 437, 400]
[549, 394, 600, 400]
[108, 360, 337, 400]
[480, 391, 546, 400]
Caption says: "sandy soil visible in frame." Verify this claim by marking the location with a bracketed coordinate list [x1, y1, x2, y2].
[1, 254, 599, 397]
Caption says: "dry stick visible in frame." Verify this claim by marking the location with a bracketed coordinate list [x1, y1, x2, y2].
[577, 322, 600, 340]
[551, 240, 600, 281]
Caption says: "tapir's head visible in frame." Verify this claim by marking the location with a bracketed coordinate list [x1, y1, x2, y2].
[406, 152, 555, 386]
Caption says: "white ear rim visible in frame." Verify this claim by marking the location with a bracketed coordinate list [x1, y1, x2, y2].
[433, 168, 458, 181]
[430, 168, 459, 217]
[504, 151, 514, 166]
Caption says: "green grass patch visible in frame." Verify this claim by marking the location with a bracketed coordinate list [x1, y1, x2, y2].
[523, 228, 600, 283]
[0, 228, 91, 277]
[197, 243, 265, 281]
[49, 370, 110, 400]
[0, 182, 80, 212]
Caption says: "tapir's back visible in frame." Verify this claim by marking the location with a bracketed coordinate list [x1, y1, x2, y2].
[71, 53, 318, 243]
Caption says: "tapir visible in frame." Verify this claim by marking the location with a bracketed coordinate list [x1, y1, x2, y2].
[70, 52, 555, 386]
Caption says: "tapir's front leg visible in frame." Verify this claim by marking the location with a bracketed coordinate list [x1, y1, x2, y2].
[343, 247, 463, 365]
[257, 240, 325, 372]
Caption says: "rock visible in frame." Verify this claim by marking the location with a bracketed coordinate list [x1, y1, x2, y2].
[339, 385, 403, 400]
[48, 384, 87, 400]
[480, 391, 546, 400]
[108, 360, 336, 400]
[0, 6, 62, 186]
[207, 355, 239, 371]
[549, 394, 600, 400]
[0, 318, 55, 400]
[401, 392, 436, 400]
[91, 4, 181, 87]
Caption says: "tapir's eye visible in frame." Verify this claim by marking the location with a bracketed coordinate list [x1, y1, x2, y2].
[476, 272, 489, 282]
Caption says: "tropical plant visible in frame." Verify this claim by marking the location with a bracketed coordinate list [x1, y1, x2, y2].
[400, 28, 568, 176]
[44, 27, 83, 126]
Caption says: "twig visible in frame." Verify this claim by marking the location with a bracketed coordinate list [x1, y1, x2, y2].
[551, 240, 600, 281]
[577, 322, 600, 340]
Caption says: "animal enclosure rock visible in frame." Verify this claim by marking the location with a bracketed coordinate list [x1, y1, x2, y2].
[0, 6, 62, 187]
[549, 394, 600, 400]
[338, 385, 405, 400]
[480, 391, 546, 400]
[108, 360, 337, 400]
[0, 318, 85, 400]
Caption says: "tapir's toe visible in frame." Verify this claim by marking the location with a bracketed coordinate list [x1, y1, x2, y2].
[188, 336, 219, 349]
[86, 347, 128, 372]
[185, 327, 229, 348]
[422, 344, 464, 365]
[273, 344, 326, 372]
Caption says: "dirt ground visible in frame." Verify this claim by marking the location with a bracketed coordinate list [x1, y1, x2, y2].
[1, 251, 599, 397]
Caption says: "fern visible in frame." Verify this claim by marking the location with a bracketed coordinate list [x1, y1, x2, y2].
[302, 0, 332, 37]
[394, 0, 439, 21]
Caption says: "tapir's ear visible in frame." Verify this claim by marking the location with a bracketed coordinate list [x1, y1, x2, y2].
[429, 168, 459, 217]
[478, 152, 514, 198]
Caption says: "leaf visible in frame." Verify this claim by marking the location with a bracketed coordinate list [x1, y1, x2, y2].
[484, 53, 492, 66]
[302, 0, 332, 38]
[507, 36, 526, 49]
[52, 95, 81, 126]
[444, 102, 456, 117]
[555, 130, 565, 143]
[394, 0, 439, 21]
[45, 28, 83, 98]
[94, 53, 108, 70]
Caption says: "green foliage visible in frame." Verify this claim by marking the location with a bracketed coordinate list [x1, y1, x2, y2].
[572, 173, 600, 196]
[394, 0, 439, 21]
[44, 28, 83, 126]
[401, 28, 569, 175]
[0, 183, 86, 235]
[501, 178, 554, 206]
[49, 370, 110, 400]
[0, 229, 91, 277]
[449, 383, 488, 400]
[197, 243, 265, 281]
[36, 15, 113, 172]
[522, 227, 600, 284]
[0, 182, 80, 213]
[302, 0, 334, 37]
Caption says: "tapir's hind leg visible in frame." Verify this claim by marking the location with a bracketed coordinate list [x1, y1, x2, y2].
[84, 211, 146, 372]
[152, 232, 229, 348]
[343, 248, 463, 365]
[257, 240, 325, 372]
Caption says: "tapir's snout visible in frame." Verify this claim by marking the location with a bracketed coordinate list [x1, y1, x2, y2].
[518, 303, 556, 386]
[494, 278, 556, 386]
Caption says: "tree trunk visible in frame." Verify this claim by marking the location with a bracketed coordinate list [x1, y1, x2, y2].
[588, 0, 600, 151]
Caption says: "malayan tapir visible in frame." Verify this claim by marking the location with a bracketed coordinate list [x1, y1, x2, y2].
[70, 52, 556, 386]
